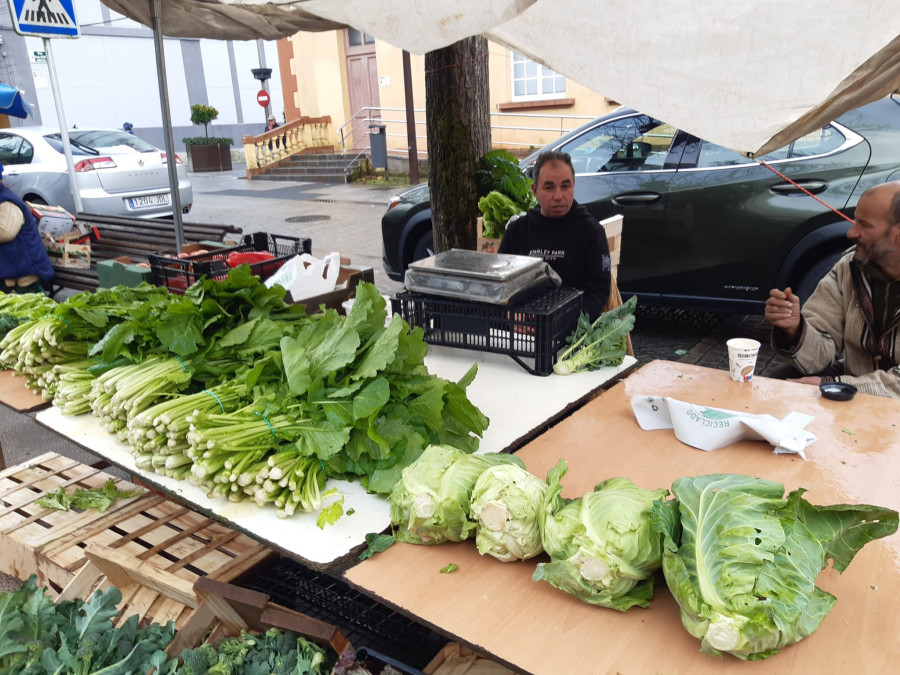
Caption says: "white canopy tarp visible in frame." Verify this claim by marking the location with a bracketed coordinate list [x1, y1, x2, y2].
[102, 0, 900, 157]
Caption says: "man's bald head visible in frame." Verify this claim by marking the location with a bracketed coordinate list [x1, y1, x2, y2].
[863, 181, 900, 226]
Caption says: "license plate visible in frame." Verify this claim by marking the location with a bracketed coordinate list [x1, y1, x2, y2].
[128, 193, 170, 209]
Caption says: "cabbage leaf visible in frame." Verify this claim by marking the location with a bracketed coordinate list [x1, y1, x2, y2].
[652, 474, 899, 660]
[389, 444, 525, 545]
[534, 460, 668, 610]
[470, 463, 547, 561]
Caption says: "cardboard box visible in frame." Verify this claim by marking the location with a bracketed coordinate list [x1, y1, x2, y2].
[44, 229, 91, 269]
[476, 217, 502, 253]
[97, 256, 152, 288]
[290, 264, 375, 313]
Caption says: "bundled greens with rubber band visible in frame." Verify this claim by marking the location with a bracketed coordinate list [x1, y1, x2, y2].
[1, 270, 489, 527]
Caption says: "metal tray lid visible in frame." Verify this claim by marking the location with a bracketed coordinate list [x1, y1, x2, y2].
[407, 249, 543, 281]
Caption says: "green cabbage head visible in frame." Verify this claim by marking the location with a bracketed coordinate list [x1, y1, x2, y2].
[470, 463, 548, 562]
[652, 474, 899, 660]
[533, 459, 668, 610]
[389, 444, 525, 545]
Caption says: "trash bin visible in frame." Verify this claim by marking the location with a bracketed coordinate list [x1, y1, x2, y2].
[368, 123, 387, 170]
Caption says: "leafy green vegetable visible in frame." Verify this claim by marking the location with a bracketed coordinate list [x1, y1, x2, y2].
[534, 460, 668, 610]
[359, 532, 396, 560]
[473, 149, 536, 239]
[478, 191, 524, 239]
[440, 563, 459, 574]
[652, 474, 899, 660]
[553, 296, 637, 375]
[0, 575, 176, 674]
[389, 444, 525, 545]
[36, 478, 143, 513]
[179, 627, 329, 675]
[474, 148, 536, 208]
[470, 463, 547, 561]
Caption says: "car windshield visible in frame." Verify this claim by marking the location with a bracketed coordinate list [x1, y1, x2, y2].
[67, 130, 159, 153]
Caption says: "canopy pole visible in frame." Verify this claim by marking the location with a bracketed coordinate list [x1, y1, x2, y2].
[151, 0, 185, 249]
[43, 38, 82, 214]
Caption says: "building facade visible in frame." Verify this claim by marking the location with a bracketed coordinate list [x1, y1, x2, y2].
[281, 28, 618, 161]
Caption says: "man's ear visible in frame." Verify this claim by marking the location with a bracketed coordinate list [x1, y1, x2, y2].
[531, 182, 538, 197]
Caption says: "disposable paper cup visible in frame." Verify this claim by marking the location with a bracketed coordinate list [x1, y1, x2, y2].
[726, 338, 761, 382]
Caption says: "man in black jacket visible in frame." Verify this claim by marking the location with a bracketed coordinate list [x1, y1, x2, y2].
[498, 151, 611, 320]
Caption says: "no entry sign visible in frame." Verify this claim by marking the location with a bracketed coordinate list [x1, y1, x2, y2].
[257, 90, 270, 107]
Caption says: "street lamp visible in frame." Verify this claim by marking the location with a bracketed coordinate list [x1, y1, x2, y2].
[251, 67, 273, 121]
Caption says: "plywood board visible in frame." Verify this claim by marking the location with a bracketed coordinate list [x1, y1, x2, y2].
[0, 369, 48, 412]
[346, 360, 900, 675]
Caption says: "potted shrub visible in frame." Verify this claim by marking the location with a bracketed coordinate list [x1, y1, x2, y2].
[183, 103, 233, 172]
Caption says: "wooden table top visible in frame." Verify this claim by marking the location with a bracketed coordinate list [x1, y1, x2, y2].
[345, 360, 900, 674]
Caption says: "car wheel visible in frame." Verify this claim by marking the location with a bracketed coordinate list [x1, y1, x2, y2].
[412, 230, 434, 263]
[796, 248, 844, 304]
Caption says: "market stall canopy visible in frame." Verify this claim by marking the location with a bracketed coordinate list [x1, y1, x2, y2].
[102, 0, 900, 157]
[0, 83, 34, 119]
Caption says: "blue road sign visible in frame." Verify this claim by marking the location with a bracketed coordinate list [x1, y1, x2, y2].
[10, 0, 80, 39]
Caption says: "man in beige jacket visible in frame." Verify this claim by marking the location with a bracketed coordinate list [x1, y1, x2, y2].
[765, 181, 900, 398]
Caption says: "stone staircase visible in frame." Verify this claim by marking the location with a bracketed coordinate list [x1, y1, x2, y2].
[248, 152, 367, 183]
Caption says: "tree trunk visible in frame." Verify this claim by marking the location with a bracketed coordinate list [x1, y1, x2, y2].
[425, 36, 491, 253]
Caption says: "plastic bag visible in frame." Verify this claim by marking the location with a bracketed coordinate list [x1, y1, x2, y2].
[264, 251, 340, 299]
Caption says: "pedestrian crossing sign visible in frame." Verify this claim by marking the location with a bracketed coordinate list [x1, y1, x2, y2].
[9, 0, 80, 39]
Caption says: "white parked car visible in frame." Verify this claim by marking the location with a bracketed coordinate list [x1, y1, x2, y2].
[0, 127, 193, 219]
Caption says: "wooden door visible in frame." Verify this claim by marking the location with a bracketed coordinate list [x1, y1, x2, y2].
[344, 29, 381, 151]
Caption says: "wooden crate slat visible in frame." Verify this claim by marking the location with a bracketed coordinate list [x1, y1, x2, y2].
[34, 493, 166, 554]
[160, 530, 241, 572]
[84, 544, 196, 608]
[106, 502, 193, 549]
[0, 452, 59, 480]
[0, 456, 84, 500]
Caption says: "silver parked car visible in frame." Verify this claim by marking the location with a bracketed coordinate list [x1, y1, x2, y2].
[0, 127, 193, 219]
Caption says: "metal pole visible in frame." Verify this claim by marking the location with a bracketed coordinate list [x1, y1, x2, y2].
[151, 0, 185, 248]
[43, 38, 82, 213]
[257, 39, 271, 121]
[402, 51, 419, 185]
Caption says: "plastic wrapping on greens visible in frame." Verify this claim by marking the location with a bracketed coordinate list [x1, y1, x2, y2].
[652, 474, 899, 660]
[533, 459, 668, 610]
[389, 444, 525, 545]
[470, 463, 548, 561]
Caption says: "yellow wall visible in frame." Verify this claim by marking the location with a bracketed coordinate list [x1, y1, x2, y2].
[286, 31, 349, 145]
[288, 32, 616, 156]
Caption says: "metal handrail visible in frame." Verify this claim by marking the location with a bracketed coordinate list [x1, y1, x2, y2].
[336, 105, 597, 156]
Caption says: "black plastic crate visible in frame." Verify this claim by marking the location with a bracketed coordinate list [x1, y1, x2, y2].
[149, 231, 311, 294]
[392, 287, 583, 376]
[240, 557, 445, 671]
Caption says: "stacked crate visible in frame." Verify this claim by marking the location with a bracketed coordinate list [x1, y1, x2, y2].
[0, 452, 273, 629]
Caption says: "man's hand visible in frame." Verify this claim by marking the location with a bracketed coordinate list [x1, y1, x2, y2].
[765, 287, 802, 342]
[787, 376, 823, 386]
